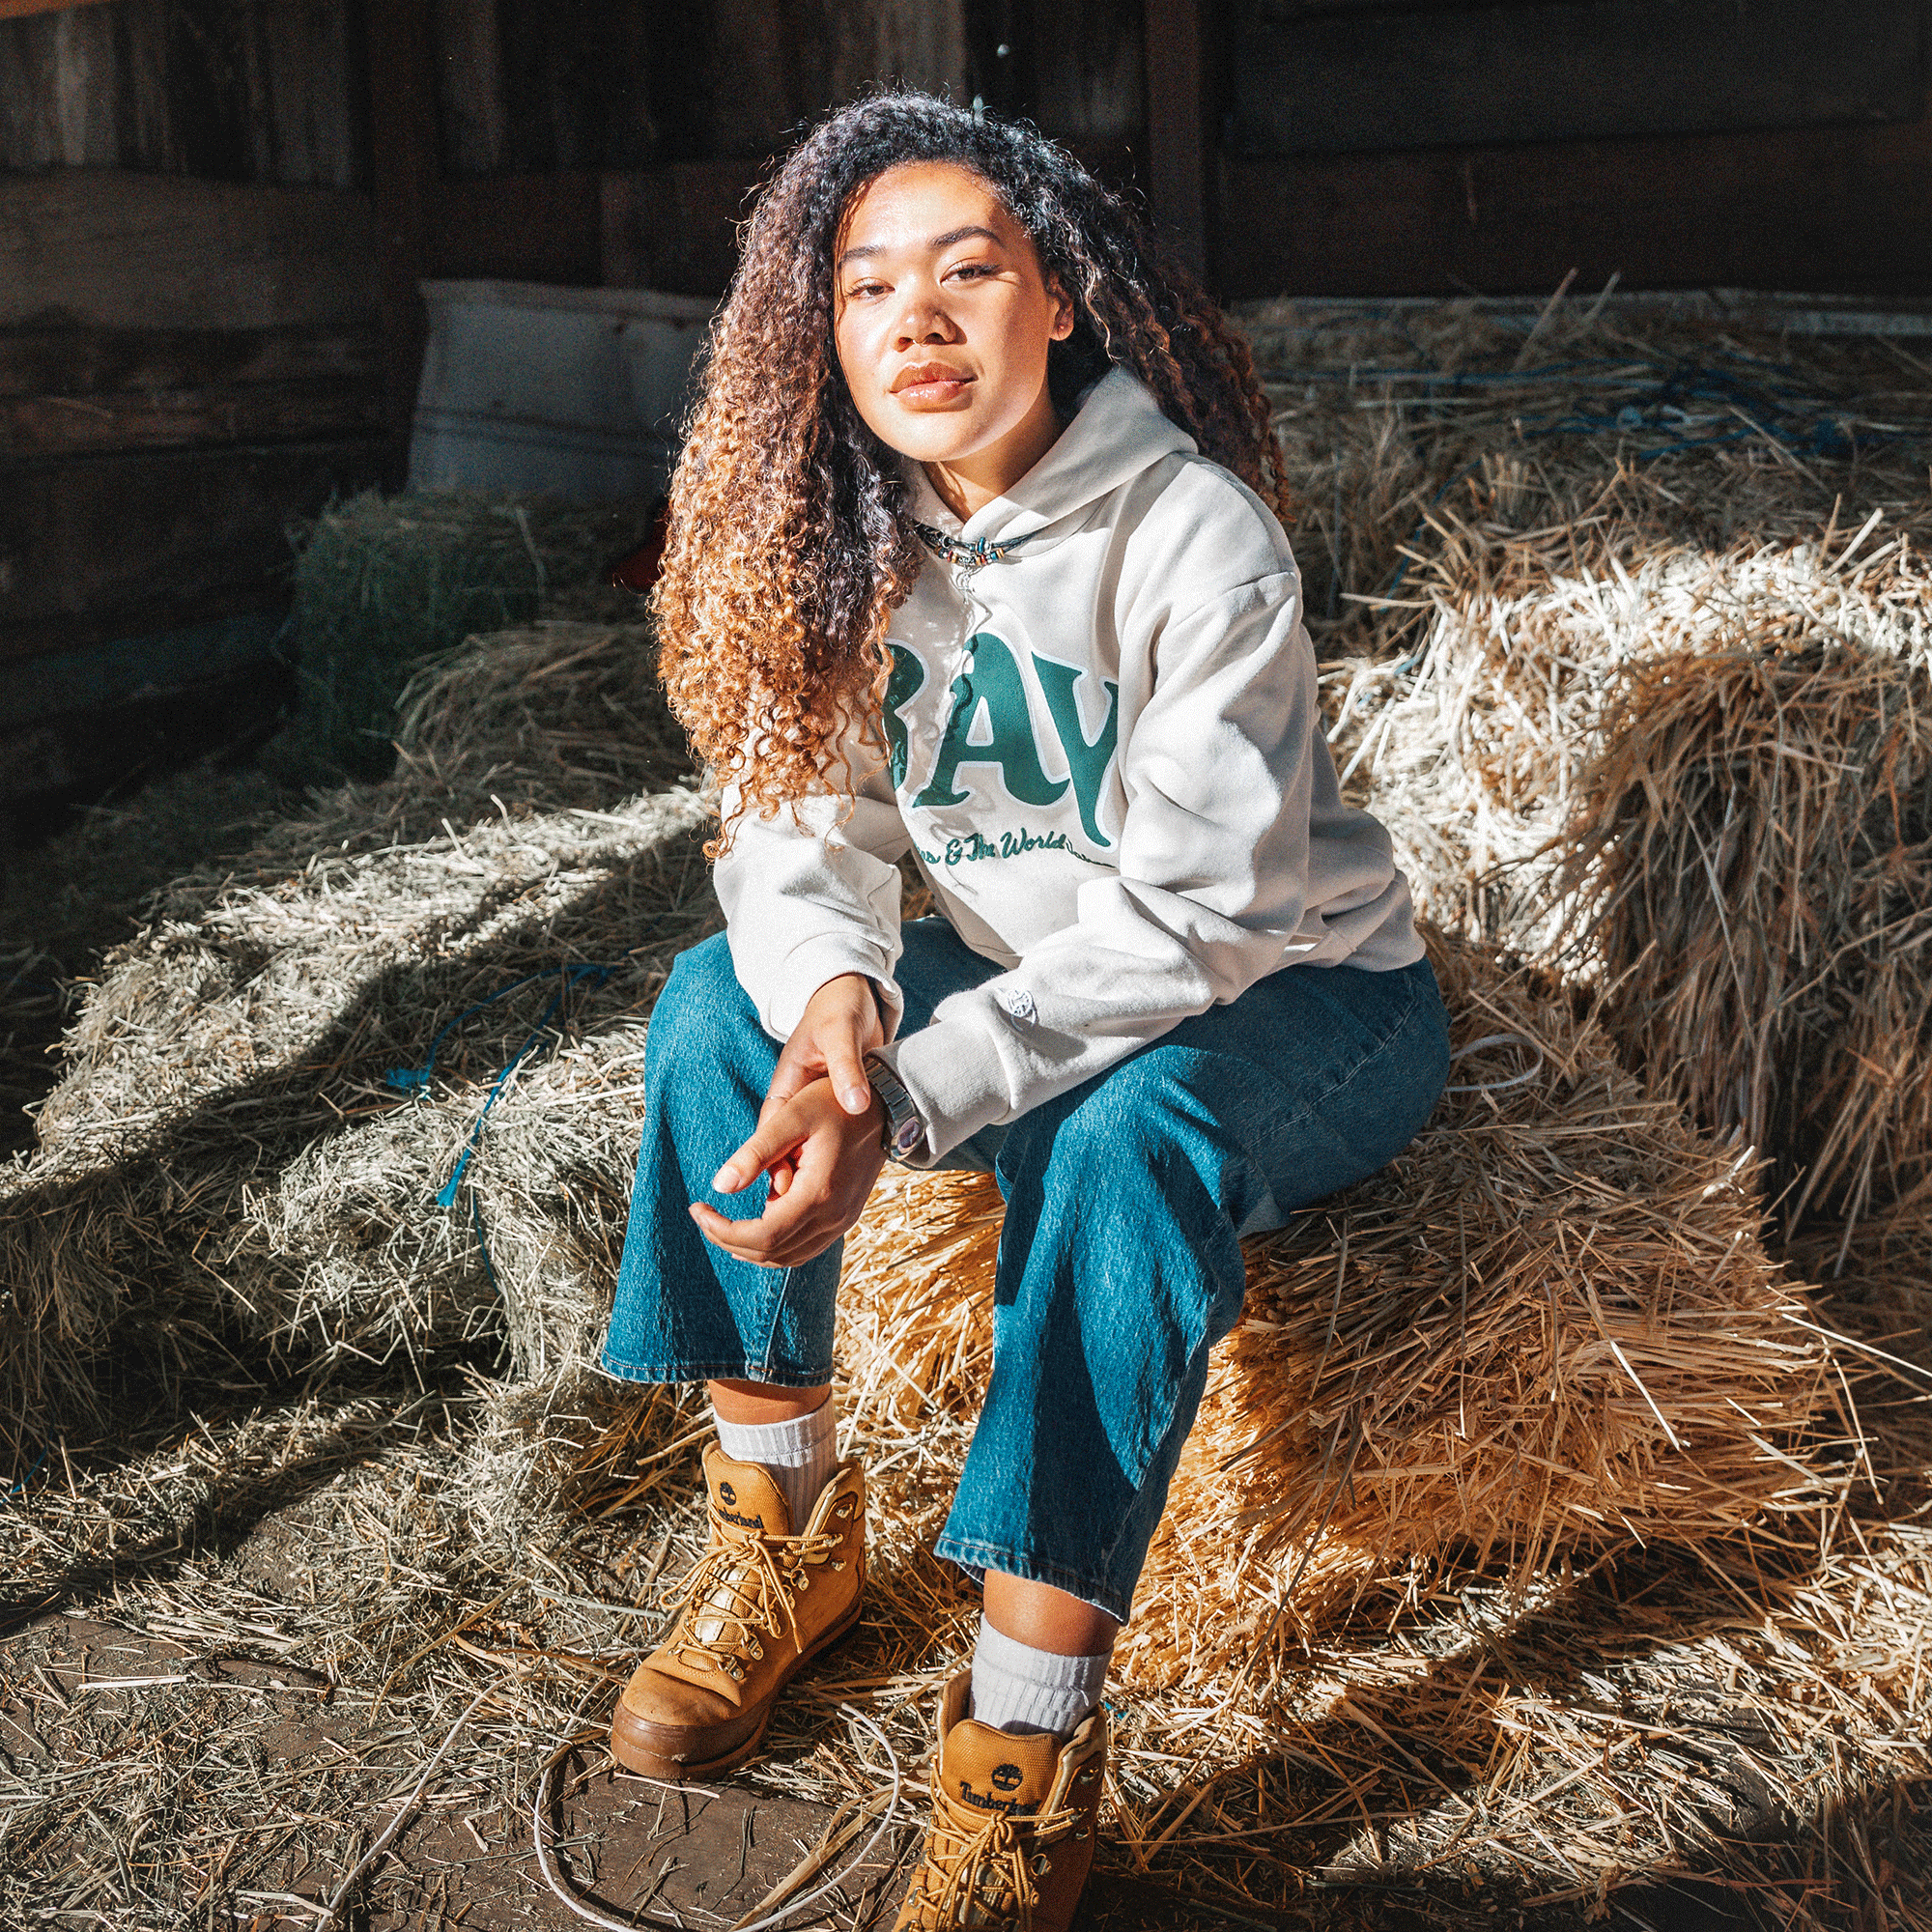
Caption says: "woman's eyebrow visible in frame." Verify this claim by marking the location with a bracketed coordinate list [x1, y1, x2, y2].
[837, 224, 1004, 269]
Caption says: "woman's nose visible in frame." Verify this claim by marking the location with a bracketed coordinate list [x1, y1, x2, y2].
[895, 298, 958, 346]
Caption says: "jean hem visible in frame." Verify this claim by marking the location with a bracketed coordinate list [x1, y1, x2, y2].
[934, 1532, 1131, 1625]
[596, 1350, 837, 1388]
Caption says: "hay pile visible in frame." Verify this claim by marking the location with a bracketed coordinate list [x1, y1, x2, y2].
[1244, 294, 1932, 647]
[1556, 639, 1932, 1241]
[1275, 299, 1932, 1259]
[0, 621, 703, 1458]
[1323, 506, 1932, 952]
[289, 491, 659, 778]
[835, 928, 1846, 1685]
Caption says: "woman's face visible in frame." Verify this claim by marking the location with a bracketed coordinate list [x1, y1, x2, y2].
[832, 160, 1074, 499]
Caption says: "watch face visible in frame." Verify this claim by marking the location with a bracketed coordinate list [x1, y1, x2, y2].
[892, 1116, 923, 1156]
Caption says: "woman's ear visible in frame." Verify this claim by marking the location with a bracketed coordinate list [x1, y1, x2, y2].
[1047, 276, 1076, 342]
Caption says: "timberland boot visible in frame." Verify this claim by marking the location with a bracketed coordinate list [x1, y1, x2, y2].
[610, 1444, 866, 1779]
[893, 1669, 1107, 1931]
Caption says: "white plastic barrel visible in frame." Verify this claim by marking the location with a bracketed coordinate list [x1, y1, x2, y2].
[408, 280, 715, 501]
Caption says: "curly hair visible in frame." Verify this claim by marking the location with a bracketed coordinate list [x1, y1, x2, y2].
[653, 92, 1291, 839]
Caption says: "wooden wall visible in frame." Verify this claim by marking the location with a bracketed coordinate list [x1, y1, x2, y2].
[1200, 0, 1932, 299]
[0, 2, 382, 803]
[0, 0, 365, 185]
[422, 0, 1146, 296]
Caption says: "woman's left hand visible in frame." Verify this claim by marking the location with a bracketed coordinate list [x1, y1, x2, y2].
[692, 1075, 887, 1268]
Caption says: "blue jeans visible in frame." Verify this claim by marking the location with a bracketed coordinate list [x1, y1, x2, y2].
[603, 921, 1448, 1622]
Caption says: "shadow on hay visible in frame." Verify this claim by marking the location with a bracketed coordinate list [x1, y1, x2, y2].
[1140, 1548, 1921, 1931]
[0, 828, 721, 1471]
[0, 1373, 469, 1634]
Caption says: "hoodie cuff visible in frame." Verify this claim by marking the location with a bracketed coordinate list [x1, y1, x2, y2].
[758, 938, 907, 1041]
[869, 1014, 1011, 1166]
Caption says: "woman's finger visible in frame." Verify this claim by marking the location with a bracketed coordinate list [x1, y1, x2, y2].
[712, 1102, 810, 1194]
[691, 1195, 828, 1267]
[824, 1014, 874, 1116]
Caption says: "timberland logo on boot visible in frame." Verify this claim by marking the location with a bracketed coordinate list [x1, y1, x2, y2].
[713, 1480, 766, 1531]
[957, 1776, 1039, 1817]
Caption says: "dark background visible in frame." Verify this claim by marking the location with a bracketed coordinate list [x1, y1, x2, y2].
[2, 0, 1929, 807]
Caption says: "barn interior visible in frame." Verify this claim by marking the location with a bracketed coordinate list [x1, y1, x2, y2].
[2, 2, 1931, 1927]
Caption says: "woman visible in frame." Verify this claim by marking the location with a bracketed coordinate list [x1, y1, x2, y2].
[598, 93, 1446, 1929]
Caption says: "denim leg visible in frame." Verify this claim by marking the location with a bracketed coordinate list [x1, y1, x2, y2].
[934, 956, 1449, 1622]
[601, 933, 836, 1384]
[600, 922, 1004, 1385]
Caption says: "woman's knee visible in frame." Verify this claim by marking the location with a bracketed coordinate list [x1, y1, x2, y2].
[650, 932, 759, 1063]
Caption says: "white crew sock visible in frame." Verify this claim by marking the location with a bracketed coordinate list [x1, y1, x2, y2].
[969, 1614, 1112, 1739]
[711, 1396, 839, 1531]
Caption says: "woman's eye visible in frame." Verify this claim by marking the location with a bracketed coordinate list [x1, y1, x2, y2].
[948, 262, 993, 281]
[848, 280, 888, 300]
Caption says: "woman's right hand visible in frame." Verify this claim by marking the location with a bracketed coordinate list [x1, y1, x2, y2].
[693, 1074, 888, 1268]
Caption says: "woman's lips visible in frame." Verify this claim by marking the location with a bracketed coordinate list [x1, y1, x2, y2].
[893, 372, 973, 408]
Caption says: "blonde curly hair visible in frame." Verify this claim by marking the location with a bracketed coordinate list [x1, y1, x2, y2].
[653, 93, 1291, 845]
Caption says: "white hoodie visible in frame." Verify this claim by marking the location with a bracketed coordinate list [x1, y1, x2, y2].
[713, 368, 1421, 1162]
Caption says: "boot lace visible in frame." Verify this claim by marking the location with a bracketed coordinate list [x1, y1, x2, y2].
[900, 1767, 1085, 1931]
[661, 1502, 845, 1683]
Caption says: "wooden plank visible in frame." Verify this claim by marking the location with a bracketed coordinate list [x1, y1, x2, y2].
[1144, 0, 1209, 276]
[367, 0, 440, 470]
[1229, 0, 1925, 156]
[0, 326, 382, 400]
[0, 384, 387, 457]
[0, 440, 386, 667]
[243, 0, 364, 189]
[0, 0, 123, 168]
[1214, 115, 1932, 300]
[434, 0, 509, 176]
[0, 611, 285, 737]
[0, 0, 110, 19]
[429, 172, 603, 287]
[600, 162, 760, 297]
[1030, 0, 1144, 141]
[0, 172, 378, 330]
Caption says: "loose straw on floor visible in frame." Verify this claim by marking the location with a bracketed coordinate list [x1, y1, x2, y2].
[311, 1686, 493, 1925]
[530, 1702, 904, 1932]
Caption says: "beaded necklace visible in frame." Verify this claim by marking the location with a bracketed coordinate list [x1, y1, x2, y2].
[909, 519, 1036, 571]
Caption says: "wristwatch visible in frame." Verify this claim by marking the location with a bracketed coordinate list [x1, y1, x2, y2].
[864, 1053, 928, 1166]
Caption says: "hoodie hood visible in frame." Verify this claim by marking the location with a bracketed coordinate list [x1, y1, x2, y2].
[901, 367, 1197, 550]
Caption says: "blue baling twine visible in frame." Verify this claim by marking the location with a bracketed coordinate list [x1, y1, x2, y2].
[5, 1448, 48, 1506]
[385, 962, 616, 1207]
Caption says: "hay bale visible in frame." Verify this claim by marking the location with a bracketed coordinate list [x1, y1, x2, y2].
[0, 624, 712, 1461]
[289, 491, 659, 778]
[836, 928, 1844, 1683]
[1326, 512, 1932, 952]
[1244, 295, 1932, 653]
[1555, 639, 1932, 1240]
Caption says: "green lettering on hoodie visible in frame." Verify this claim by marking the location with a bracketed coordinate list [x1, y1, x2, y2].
[1031, 652, 1120, 847]
[883, 643, 926, 790]
[914, 632, 1067, 813]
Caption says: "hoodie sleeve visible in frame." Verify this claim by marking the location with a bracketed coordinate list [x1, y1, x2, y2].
[874, 564, 1392, 1160]
[714, 752, 913, 1041]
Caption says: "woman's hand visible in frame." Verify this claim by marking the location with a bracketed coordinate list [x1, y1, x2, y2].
[762, 973, 887, 1124]
[692, 1075, 887, 1268]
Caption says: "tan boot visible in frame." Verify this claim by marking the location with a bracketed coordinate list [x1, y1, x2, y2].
[893, 1670, 1107, 1931]
[610, 1444, 865, 1780]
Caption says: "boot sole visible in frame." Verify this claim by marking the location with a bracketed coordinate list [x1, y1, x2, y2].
[609, 1587, 866, 1782]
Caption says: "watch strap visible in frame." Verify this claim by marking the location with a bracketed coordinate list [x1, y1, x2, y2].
[864, 1053, 927, 1165]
